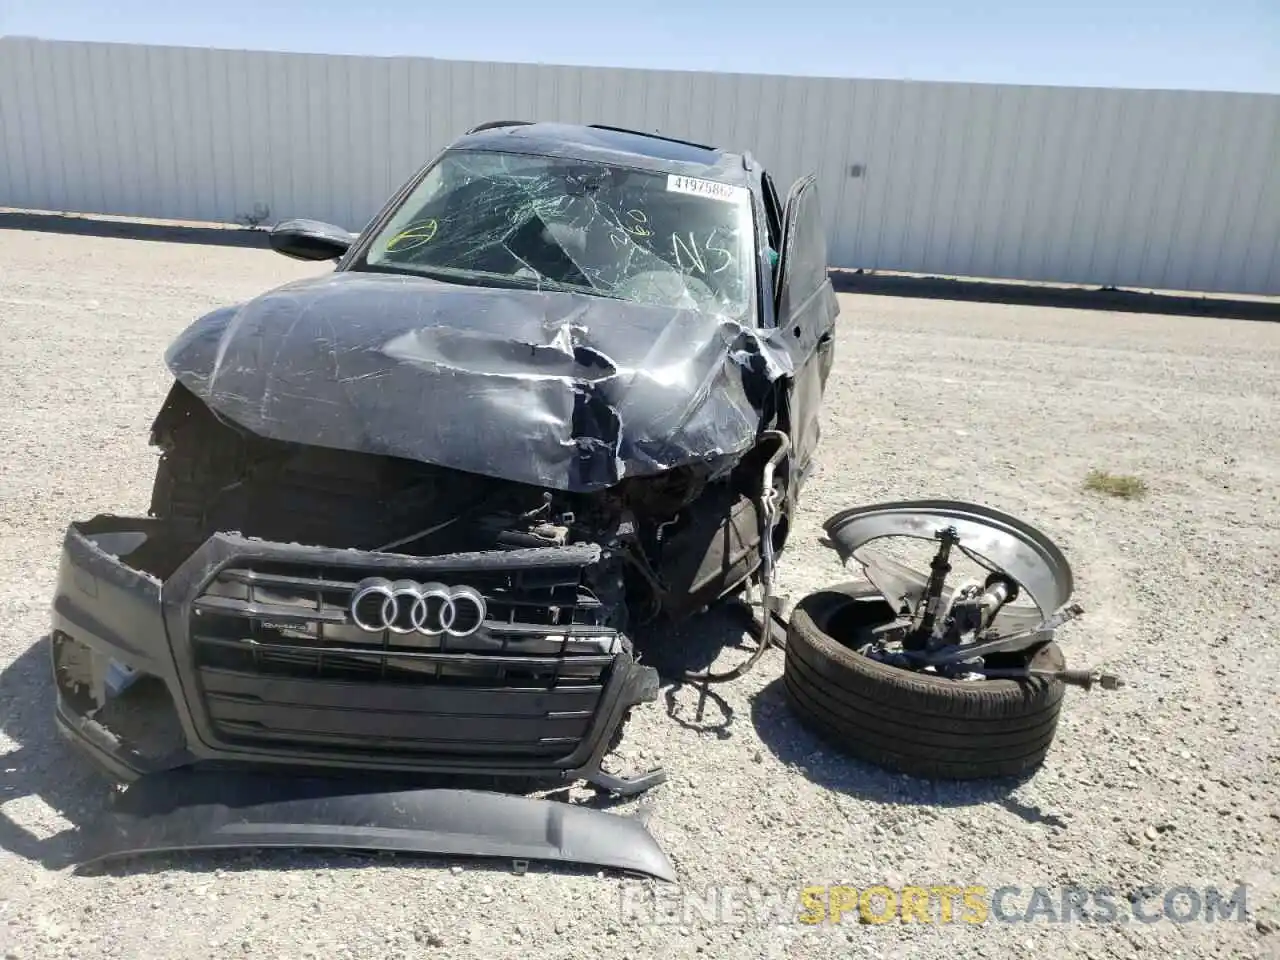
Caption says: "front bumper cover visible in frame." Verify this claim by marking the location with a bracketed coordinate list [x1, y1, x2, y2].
[51, 516, 664, 794]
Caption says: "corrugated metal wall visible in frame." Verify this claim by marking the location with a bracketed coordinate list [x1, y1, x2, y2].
[2, 36, 1278, 294]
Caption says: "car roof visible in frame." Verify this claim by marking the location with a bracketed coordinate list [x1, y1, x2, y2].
[450, 122, 755, 187]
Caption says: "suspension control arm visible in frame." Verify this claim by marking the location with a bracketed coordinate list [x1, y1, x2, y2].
[972, 667, 1125, 690]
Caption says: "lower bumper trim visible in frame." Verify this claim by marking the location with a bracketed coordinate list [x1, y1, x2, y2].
[76, 769, 676, 881]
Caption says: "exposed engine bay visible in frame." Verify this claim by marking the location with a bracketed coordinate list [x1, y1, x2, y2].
[144, 382, 771, 629]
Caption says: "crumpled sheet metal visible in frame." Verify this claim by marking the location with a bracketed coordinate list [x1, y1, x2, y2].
[166, 272, 795, 492]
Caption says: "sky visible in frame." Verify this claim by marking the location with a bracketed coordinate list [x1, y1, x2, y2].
[3, 0, 1278, 94]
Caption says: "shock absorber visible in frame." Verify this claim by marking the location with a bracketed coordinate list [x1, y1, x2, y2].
[910, 526, 959, 651]
[974, 574, 1018, 629]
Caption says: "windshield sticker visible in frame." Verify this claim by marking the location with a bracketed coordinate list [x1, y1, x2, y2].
[667, 175, 748, 203]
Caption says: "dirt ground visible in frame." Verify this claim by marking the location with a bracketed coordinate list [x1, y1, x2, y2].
[0, 222, 1277, 959]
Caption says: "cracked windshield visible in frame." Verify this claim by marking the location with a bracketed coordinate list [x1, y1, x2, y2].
[362, 148, 755, 317]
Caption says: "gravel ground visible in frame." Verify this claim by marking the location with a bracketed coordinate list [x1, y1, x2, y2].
[0, 224, 1277, 959]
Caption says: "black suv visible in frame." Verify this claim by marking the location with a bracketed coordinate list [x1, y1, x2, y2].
[50, 121, 839, 794]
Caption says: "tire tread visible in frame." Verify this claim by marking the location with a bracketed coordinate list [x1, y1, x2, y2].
[781, 582, 1066, 780]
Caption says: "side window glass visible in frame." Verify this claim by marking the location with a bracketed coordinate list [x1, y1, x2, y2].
[778, 181, 829, 320]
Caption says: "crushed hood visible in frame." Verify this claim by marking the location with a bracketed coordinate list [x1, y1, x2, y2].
[165, 271, 795, 491]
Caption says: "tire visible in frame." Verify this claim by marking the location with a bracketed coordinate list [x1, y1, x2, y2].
[782, 581, 1066, 780]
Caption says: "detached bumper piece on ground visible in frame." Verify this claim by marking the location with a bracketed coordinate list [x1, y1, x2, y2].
[781, 501, 1123, 780]
[77, 770, 677, 882]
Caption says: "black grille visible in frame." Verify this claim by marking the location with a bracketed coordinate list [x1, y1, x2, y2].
[187, 555, 619, 761]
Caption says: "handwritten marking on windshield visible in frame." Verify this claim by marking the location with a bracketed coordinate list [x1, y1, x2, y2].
[608, 209, 654, 249]
[705, 229, 735, 273]
[386, 219, 439, 251]
[671, 230, 738, 275]
[671, 232, 706, 274]
[624, 209, 653, 237]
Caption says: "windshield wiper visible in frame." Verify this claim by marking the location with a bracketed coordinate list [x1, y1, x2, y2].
[387, 261, 602, 297]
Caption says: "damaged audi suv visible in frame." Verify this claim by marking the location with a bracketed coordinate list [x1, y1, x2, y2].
[50, 121, 839, 796]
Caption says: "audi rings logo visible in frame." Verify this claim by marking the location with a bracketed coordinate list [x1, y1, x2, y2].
[349, 578, 487, 637]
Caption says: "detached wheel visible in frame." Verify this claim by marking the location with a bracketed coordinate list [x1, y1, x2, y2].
[783, 582, 1066, 780]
